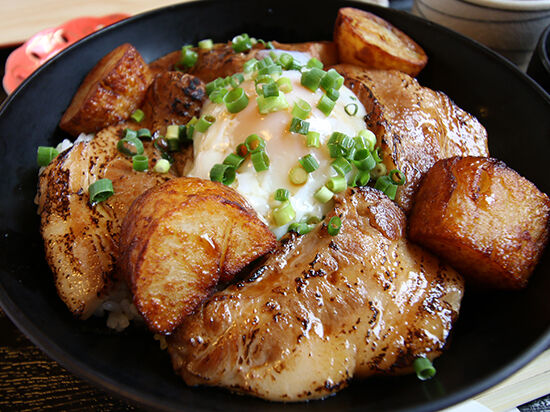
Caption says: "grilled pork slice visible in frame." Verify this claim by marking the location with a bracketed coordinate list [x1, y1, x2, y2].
[332, 64, 489, 213]
[37, 125, 172, 318]
[118, 177, 278, 335]
[60, 44, 153, 136]
[167, 187, 464, 401]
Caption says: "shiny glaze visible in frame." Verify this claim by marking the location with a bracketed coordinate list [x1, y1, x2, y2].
[332, 65, 489, 213]
[167, 187, 464, 401]
[37, 124, 173, 318]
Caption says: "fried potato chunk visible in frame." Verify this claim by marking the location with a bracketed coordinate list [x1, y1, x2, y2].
[409, 156, 550, 289]
[270, 41, 338, 66]
[60, 43, 153, 136]
[334, 7, 427, 76]
[118, 177, 277, 334]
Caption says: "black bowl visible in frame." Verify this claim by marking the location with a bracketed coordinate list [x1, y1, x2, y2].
[527, 23, 550, 95]
[1, 1, 550, 411]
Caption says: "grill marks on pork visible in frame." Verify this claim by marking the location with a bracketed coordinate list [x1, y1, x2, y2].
[167, 187, 464, 401]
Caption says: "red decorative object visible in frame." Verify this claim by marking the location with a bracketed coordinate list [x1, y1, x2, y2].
[3, 14, 129, 94]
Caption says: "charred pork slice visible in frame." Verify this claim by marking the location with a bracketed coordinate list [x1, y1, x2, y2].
[167, 187, 464, 401]
[332, 64, 489, 213]
[37, 125, 172, 318]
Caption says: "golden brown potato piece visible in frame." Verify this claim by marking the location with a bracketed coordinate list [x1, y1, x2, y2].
[409, 156, 550, 289]
[60, 44, 153, 136]
[270, 41, 338, 66]
[334, 7, 427, 76]
[140, 71, 206, 136]
[118, 177, 277, 334]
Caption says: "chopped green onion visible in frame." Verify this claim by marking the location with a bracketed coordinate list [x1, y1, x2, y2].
[224, 87, 249, 113]
[299, 154, 319, 173]
[289, 117, 310, 135]
[327, 216, 342, 236]
[257, 56, 274, 69]
[288, 222, 315, 235]
[37, 146, 59, 166]
[356, 129, 377, 151]
[328, 132, 354, 158]
[257, 94, 289, 114]
[320, 68, 344, 91]
[232, 33, 253, 53]
[345, 103, 358, 116]
[314, 186, 334, 203]
[166, 138, 180, 152]
[262, 82, 279, 98]
[374, 176, 398, 200]
[137, 128, 152, 140]
[229, 73, 245, 88]
[255, 74, 274, 94]
[89, 178, 114, 204]
[273, 201, 295, 226]
[370, 163, 387, 179]
[353, 149, 376, 171]
[274, 188, 290, 202]
[180, 45, 198, 68]
[356, 170, 371, 186]
[123, 128, 138, 140]
[289, 60, 302, 71]
[389, 169, 407, 186]
[198, 38, 214, 50]
[210, 88, 228, 104]
[289, 165, 308, 185]
[251, 150, 270, 172]
[413, 357, 436, 381]
[223, 153, 245, 168]
[186, 116, 198, 140]
[132, 154, 148, 171]
[331, 157, 352, 176]
[210, 163, 236, 185]
[372, 147, 383, 163]
[317, 94, 336, 116]
[306, 57, 323, 69]
[278, 53, 294, 69]
[325, 88, 340, 102]
[196, 115, 216, 133]
[130, 109, 145, 123]
[326, 176, 347, 193]
[306, 131, 320, 148]
[243, 58, 258, 73]
[292, 98, 312, 119]
[245, 134, 266, 153]
[301, 67, 325, 92]
[154, 158, 171, 174]
[257, 64, 282, 77]
[165, 125, 180, 140]
[117, 135, 144, 156]
[206, 77, 225, 95]
[276, 77, 292, 93]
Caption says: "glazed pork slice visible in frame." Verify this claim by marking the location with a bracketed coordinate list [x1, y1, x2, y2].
[332, 64, 489, 213]
[37, 124, 172, 318]
[167, 187, 464, 401]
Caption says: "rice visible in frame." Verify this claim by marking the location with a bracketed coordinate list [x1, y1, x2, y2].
[93, 280, 143, 332]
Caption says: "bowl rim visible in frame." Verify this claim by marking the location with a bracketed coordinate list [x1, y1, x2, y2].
[462, 0, 550, 11]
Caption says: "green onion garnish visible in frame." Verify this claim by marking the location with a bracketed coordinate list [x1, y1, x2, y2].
[301, 67, 325, 92]
[130, 109, 145, 123]
[262, 82, 279, 98]
[345, 103, 358, 116]
[132, 154, 148, 171]
[165, 125, 180, 140]
[370, 163, 387, 179]
[232, 33, 253, 53]
[288, 165, 308, 185]
[292, 99, 312, 120]
[314, 186, 334, 203]
[251, 150, 270, 172]
[288, 222, 315, 235]
[154, 158, 171, 174]
[206, 78, 225, 95]
[413, 357, 436, 381]
[243, 58, 258, 73]
[229, 73, 245, 88]
[257, 94, 289, 114]
[273, 201, 296, 226]
[353, 149, 376, 171]
[89, 178, 114, 204]
[356, 129, 377, 151]
[356, 170, 371, 186]
[223, 153, 245, 168]
[258, 64, 282, 77]
[326, 176, 346, 193]
[278, 53, 294, 69]
[210, 163, 236, 185]
[274, 188, 290, 202]
[320, 68, 344, 91]
[328, 132, 354, 158]
[186, 116, 198, 140]
[331, 157, 352, 176]
[210, 88, 228, 104]
[37, 146, 59, 166]
[276, 77, 292, 93]
[245, 134, 266, 153]
[306, 131, 320, 148]
[224, 87, 249, 113]
[306, 57, 324, 69]
[289, 117, 310, 135]
[198, 39, 214, 50]
[166, 138, 180, 152]
[180, 45, 198, 68]
[123, 128, 138, 140]
[389, 169, 407, 186]
[117, 135, 144, 156]
[325, 88, 340, 102]
[372, 147, 383, 163]
[299, 154, 319, 173]
[327, 216, 342, 236]
[374, 175, 398, 200]
[137, 128, 152, 140]
[196, 115, 216, 133]
[317, 94, 336, 116]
